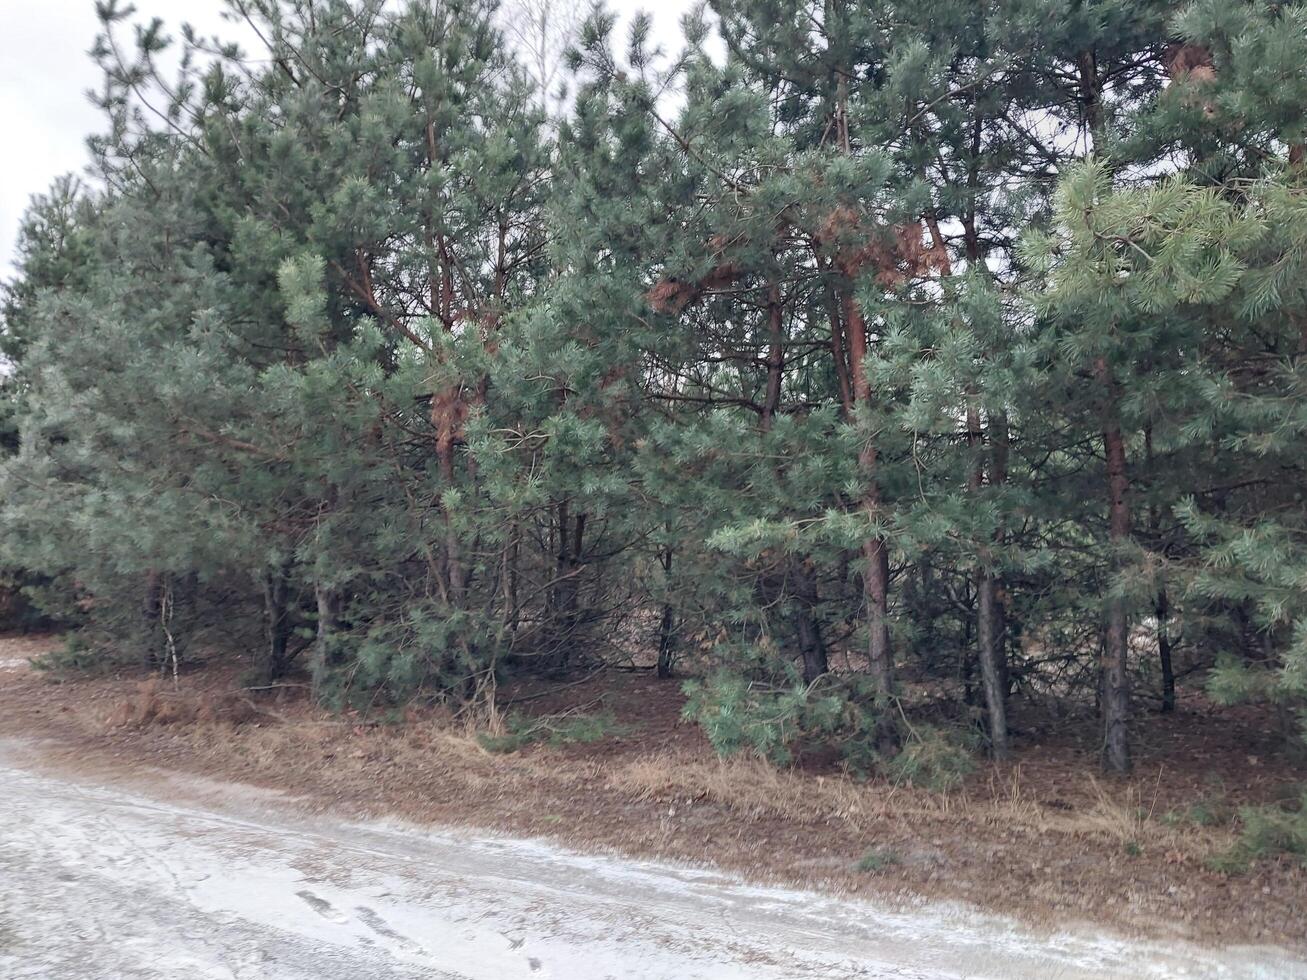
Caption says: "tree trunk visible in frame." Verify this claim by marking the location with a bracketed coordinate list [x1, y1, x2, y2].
[843, 279, 894, 710]
[436, 432, 465, 603]
[1156, 587, 1175, 713]
[824, 272, 854, 421]
[656, 603, 677, 679]
[1103, 584, 1131, 774]
[961, 599, 975, 707]
[505, 519, 521, 636]
[990, 411, 1012, 697]
[1144, 426, 1175, 714]
[650, 538, 679, 684]
[1081, 86, 1130, 776]
[551, 501, 586, 670]
[262, 561, 293, 682]
[140, 570, 166, 672]
[794, 560, 829, 684]
[827, 68, 893, 716]
[760, 279, 828, 684]
[1077, 49, 1104, 136]
[312, 584, 345, 698]
[863, 530, 893, 698]
[976, 542, 1008, 755]
[762, 282, 784, 429]
[1097, 359, 1132, 774]
[656, 547, 677, 678]
[967, 404, 1009, 759]
[844, 289, 894, 710]
[977, 571, 1008, 758]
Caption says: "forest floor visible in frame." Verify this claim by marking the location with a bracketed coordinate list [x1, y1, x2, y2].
[0, 633, 1304, 953]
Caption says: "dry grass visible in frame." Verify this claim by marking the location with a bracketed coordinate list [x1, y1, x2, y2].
[155, 708, 587, 804]
[105, 678, 269, 729]
[609, 750, 1002, 830]
[610, 752, 881, 823]
[609, 751, 1229, 861]
[94, 675, 1237, 868]
[5, 657, 1299, 947]
[977, 768, 1233, 860]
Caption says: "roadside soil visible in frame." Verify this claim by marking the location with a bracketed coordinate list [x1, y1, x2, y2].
[1, 633, 1304, 951]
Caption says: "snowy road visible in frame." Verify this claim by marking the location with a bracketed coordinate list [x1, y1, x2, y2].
[0, 745, 1301, 979]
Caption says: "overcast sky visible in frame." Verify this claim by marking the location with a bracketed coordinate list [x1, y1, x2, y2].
[0, 0, 695, 280]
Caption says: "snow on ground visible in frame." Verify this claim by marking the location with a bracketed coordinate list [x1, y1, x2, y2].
[0, 744, 1301, 980]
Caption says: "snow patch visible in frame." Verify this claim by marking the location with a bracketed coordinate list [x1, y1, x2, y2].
[0, 754, 1301, 980]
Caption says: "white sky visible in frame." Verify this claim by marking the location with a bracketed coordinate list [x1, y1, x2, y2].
[0, 0, 695, 280]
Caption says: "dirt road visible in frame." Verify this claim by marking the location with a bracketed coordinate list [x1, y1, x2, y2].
[0, 742, 1300, 979]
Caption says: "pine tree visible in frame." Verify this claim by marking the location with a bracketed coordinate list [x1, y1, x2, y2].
[4, 0, 1307, 788]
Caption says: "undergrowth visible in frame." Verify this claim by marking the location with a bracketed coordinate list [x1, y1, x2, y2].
[31, 635, 133, 677]
[881, 725, 978, 792]
[1208, 789, 1307, 874]
[682, 670, 975, 791]
[476, 710, 626, 753]
[855, 847, 901, 873]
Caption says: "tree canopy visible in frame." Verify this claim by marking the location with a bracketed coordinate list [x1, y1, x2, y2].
[4, 0, 1307, 782]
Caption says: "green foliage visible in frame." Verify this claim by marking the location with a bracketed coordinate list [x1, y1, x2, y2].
[1163, 799, 1232, 829]
[682, 670, 881, 767]
[477, 711, 625, 754]
[683, 672, 806, 765]
[3, 0, 1307, 794]
[30, 635, 130, 677]
[683, 670, 975, 790]
[1238, 798, 1307, 861]
[881, 725, 978, 793]
[0, 569, 59, 633]
[855, 848, 901, 873]
[1209, 791, 1307, 874]
[1206, 658, 1274, 707]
